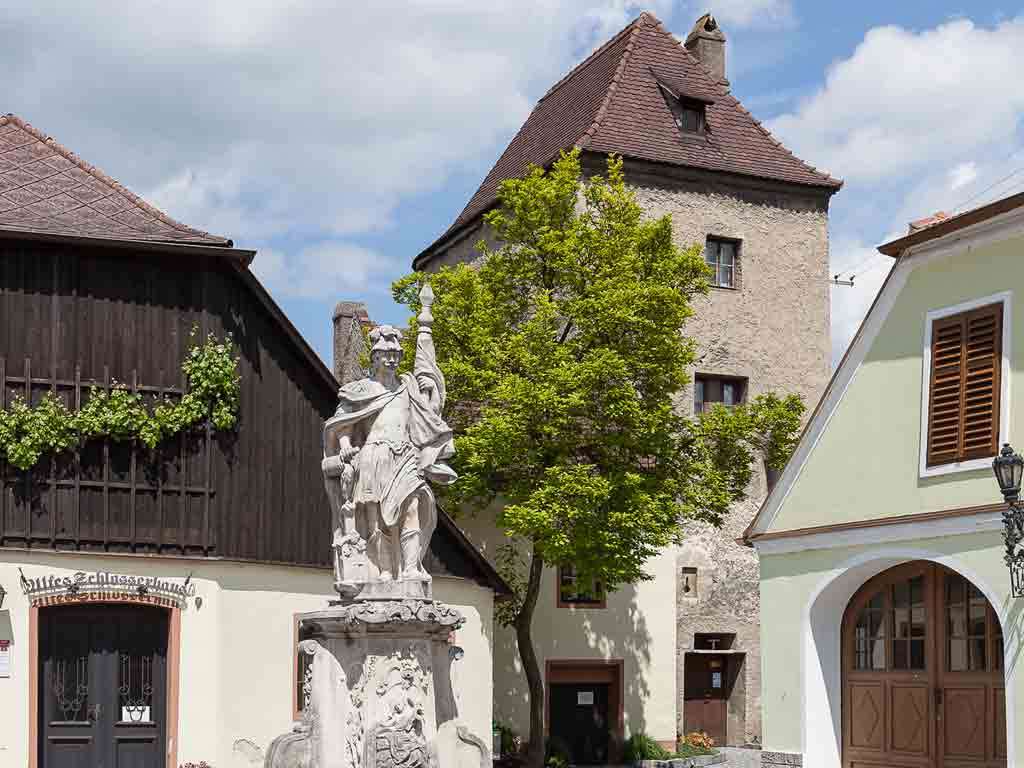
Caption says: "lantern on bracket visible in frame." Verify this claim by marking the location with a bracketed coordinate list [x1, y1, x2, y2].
[992, 443, 1024, 596]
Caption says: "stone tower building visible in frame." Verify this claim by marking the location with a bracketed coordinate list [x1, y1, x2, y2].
[336, 11, 840, 758]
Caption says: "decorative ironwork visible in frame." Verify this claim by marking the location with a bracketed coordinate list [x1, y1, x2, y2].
[119, 652, 154, 723]
[992, 444, 1024, 597]
[52, 656, 88, 721]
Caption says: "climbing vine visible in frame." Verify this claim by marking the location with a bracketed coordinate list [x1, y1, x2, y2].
[0, 331, 241, 471]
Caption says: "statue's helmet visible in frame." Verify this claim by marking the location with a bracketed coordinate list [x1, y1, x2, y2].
[369, 325, 403, 358]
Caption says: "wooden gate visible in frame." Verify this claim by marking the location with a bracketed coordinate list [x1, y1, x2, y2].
[39, 604, 168, 768]
[842, 561, 1006, 768]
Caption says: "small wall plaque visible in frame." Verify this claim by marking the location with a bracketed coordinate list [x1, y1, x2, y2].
[577, 690, 594, 706]
[0, 640, 11, 678]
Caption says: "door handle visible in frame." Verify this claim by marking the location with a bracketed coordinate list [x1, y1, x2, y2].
[935, 688, 943, 720]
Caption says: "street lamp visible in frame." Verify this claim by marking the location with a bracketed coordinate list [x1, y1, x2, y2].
[993, 443, 1024, 596]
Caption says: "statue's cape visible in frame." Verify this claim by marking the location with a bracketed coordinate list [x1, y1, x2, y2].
[323, 373, 456, 484]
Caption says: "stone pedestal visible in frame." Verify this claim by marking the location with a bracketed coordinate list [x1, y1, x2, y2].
[265, 600, 488, 768]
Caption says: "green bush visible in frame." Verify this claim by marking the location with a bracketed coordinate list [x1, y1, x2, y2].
[493, 720, 518, 756]
[622, 732, 671, 761]
[545, 736, 572, 767]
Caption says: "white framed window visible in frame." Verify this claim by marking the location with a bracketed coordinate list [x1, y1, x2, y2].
[919, 291, 1012, 478]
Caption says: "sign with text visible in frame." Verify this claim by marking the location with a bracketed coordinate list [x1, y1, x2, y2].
[20, 570, 195, 608]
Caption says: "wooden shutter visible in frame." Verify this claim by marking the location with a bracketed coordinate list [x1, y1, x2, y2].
[926, 303, 1002, 466]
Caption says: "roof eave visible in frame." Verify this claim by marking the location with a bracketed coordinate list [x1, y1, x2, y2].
[878, 191, 1024, 258]
[0, 227, 252, 266]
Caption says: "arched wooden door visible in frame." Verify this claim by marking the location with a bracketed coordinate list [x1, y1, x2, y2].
[842, 561, 1006, 768]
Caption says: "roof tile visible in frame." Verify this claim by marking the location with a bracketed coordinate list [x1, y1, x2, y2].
[0, 114, 230, 246]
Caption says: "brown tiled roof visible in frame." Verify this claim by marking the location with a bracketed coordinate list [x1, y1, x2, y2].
[0, 114, 231, 246]
[416, 12, 840, 267]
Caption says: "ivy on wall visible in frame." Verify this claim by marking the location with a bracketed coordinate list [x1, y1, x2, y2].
[0, 331, 241, 471]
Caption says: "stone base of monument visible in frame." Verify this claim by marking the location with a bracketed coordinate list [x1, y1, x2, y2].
[265, 599, 489, 768]
[338, 576, 432, 601]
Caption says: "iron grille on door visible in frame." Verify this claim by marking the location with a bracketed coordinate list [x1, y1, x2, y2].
[926, 303, 1002, 467]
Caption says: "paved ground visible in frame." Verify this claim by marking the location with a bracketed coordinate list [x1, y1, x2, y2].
[718, 747, 762, 767]
[595, 747, 761, 767]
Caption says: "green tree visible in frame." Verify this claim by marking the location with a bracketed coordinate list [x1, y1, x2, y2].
[393, 149, 803, 767]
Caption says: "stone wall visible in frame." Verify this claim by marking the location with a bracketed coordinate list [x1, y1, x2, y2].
[626, 164, 830, 745]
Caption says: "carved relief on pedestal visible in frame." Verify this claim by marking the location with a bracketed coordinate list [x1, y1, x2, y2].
[360, 651, 431, 768]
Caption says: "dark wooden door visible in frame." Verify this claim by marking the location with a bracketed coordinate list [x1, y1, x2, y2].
[683, 654, 728, 745]
[842, 562, 1006, 768]
[40, 604, 168, 768]
[549, 682, 610, 765]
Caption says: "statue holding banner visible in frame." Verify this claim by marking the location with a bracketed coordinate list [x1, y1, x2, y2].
[321, 283, 456, 600]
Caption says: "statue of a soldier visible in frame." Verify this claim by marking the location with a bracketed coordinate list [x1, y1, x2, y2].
[322, 284, 456, 599]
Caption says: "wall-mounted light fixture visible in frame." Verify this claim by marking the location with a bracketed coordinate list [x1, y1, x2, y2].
[992, 443, 1024, 596]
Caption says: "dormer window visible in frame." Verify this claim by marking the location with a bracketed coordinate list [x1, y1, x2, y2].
[652, 68, 714, 137]
[678, 100, 706, 134]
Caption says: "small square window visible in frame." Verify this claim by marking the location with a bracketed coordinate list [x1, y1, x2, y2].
[680, 104, 704, 133]
[694, 374, 747, 416]
[558, 564, 605, 607]
[705, 238, 738, 288]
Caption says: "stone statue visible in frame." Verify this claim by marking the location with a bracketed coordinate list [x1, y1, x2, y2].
[265, 284, 488, 768]
[322, 283, 456, 600]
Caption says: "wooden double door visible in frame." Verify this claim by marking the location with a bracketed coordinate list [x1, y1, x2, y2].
[843, 562, 1006, 768]
[39, 604, 168, 768]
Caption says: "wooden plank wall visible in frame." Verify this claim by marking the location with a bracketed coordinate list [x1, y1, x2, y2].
[0, 240, 334, 567]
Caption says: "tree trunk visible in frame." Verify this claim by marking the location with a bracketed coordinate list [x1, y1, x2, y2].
[516, 546, 546, 768]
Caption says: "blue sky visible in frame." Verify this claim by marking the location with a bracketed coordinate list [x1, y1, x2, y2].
[4, 1, 1023, 368]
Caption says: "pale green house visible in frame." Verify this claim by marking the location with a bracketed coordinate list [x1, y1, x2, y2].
[745, 193, 1024, 768]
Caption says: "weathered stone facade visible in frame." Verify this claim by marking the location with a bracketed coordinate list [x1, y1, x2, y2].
[617, 160, 831, 744]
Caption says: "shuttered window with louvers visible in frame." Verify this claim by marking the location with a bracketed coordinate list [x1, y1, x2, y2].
[926, 303, 1002, 467]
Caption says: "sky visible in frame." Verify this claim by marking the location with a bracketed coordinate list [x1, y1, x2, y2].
[3, 1, 1024, 369]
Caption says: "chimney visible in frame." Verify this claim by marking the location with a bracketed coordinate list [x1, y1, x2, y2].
[685, 13, 727, 87]
[332, 300, 372, 385]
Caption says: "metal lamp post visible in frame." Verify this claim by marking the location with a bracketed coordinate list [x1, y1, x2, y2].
[992, 443, 1024, 596]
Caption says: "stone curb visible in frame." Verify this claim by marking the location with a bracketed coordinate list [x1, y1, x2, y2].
[632, 752, 726, 767]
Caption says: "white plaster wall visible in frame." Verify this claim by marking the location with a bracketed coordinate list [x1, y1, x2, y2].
[460, 514, 678, 746]
[0, 551, 494, 768]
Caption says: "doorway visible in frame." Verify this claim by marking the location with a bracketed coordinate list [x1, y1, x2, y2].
[842, 561, 1006, 767]
[38, 603, 169, 768]
[546, 660, 623, 765]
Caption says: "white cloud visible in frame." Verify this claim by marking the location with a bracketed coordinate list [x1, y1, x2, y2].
[252, 242, 403, 301]
[0, 0, 661, 247]
[948, 161, 979, 191]
[769, 18, 1024, 184]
